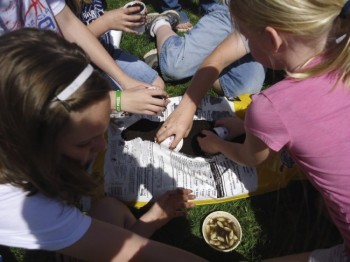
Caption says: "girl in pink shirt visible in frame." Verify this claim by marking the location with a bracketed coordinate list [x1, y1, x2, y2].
[198, 1, 350, 261]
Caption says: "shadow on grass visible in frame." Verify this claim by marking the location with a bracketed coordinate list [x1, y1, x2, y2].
[0, 245, 56, 262]
[131, 180, 343, 262]
[248, 180, 342, 261]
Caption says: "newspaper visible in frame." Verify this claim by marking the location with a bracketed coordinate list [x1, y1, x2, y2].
[95, 96, 301, 208]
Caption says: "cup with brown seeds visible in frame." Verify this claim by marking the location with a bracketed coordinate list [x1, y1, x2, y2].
[124, 1, 147, 34]
[202, 211, 242, 252]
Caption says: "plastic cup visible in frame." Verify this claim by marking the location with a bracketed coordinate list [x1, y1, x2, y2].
[109, 30, 122, 48]
[202, 211, 242, 252]
[124, 1, 147, 35]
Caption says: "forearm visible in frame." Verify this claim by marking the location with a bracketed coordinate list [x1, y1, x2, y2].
[87, 14, 111, 38]
[216, 140, 255, 166]
[183, 32, 247, 108]
[109, 91, 116, 111]
[135, 240, 207, 262]
[55, 6, 131, 88]
[184, 61, 222, 107]
[216, 133, 271, 166]
[128, 219, 158, 238]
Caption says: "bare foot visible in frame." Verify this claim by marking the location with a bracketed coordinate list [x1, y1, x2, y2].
[176, 22, 193, 32]
[131, 188, 196, 237]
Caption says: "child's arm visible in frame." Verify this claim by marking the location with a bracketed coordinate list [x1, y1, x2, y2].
[109, 86, 169, 115]
[198, 130, 271, 166]
[55, 5, 149, 90]
[58, 219, 207, 261]
[87, 6, 145, 36]
[57, 189, 205, 261]
[156, 32, 248, 148]
[130, 188, 195, 238]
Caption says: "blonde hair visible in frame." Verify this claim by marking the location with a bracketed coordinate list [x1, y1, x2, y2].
[230, 0, 350, 87]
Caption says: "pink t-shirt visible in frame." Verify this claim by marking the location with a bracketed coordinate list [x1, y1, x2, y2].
[245, 72, 350, 257]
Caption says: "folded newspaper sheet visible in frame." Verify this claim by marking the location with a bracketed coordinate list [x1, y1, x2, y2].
[92, 96, 303, 208]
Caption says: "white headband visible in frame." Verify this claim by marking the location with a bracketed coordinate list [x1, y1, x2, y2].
[55, 64, 94, 101]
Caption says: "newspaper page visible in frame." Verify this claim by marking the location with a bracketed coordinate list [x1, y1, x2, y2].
[94, 96, 302, 208]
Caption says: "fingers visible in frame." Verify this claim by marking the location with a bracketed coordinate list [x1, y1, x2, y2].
[123, 8, 146, 26]
[155, 123, 173, 143]
[155, 121, 185, 145]
[169, 188, 196, 202]
[146, 86, 167, 95]
[146, 95, 169, 115]
[168, 134, 182, 150]
[167, 190, 196, 216]
[156, 106, 193, 144]
[122, 85, 170, 115]
[124, 6, 146, 17]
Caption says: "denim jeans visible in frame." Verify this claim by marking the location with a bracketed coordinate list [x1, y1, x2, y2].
[107, 48, 159, 90]
[152, 0, 218, 14]
[158, 3, 266, 97]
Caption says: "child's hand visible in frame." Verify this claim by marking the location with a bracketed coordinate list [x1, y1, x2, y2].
[104, 7, 145, 33]
[120, 86, 169, 115]
[153, 188, 196, 219]
[197, 130, 223, 154]
[137, 188, 196, 236]
[215, 116, 245, 140]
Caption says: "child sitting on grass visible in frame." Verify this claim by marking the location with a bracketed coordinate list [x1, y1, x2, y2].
[0, 28, 206, 262]
[198, 1, 350, 261]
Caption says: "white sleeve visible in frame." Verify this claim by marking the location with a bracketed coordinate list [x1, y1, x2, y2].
[0, 185, 91, 251]
[47, 0, 66, 16]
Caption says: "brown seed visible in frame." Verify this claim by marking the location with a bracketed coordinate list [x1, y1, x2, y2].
[217, 221, 224, 228]
[224, 226, 232, 232]
[217, 217, 226, 222]
[210, 232, 217, 240]
[205, 225, 211, 234]
[229, 239, 235, 246]
[217, 236, 225, 242]
[229, 230, 234, 239]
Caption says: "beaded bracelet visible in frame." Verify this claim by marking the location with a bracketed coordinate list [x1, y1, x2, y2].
[115, 90, 122, 112]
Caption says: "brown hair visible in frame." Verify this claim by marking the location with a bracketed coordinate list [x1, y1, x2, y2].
[0, 28, 111, 204]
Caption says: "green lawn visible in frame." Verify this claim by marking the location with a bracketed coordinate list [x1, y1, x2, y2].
[1, 0, 342, 261]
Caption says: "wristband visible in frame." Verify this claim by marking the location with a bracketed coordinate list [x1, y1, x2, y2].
[115, 90, 122, 112]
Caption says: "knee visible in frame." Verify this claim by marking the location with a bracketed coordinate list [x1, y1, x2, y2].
[160, 58, 195, 81]
[89, 196, 134, 226]
[153, 75, 165, 89]
[90, 196, 126, 217]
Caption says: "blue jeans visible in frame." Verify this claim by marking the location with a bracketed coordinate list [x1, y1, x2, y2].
[107, 48, 159, 90]
[152, 0, 218, 15]
[158, 3, 266, 97]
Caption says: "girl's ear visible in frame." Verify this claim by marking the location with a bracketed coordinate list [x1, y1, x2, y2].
[264, 26, 283, 53]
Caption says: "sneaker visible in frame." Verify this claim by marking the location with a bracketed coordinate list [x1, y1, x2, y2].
[145, 10, 180, 37]
[143, 48, 158, 70]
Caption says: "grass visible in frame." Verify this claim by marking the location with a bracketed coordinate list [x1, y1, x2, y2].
[1, 0, 342, 261]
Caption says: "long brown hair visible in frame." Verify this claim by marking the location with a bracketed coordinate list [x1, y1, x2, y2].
[0, 28, 111, 204]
